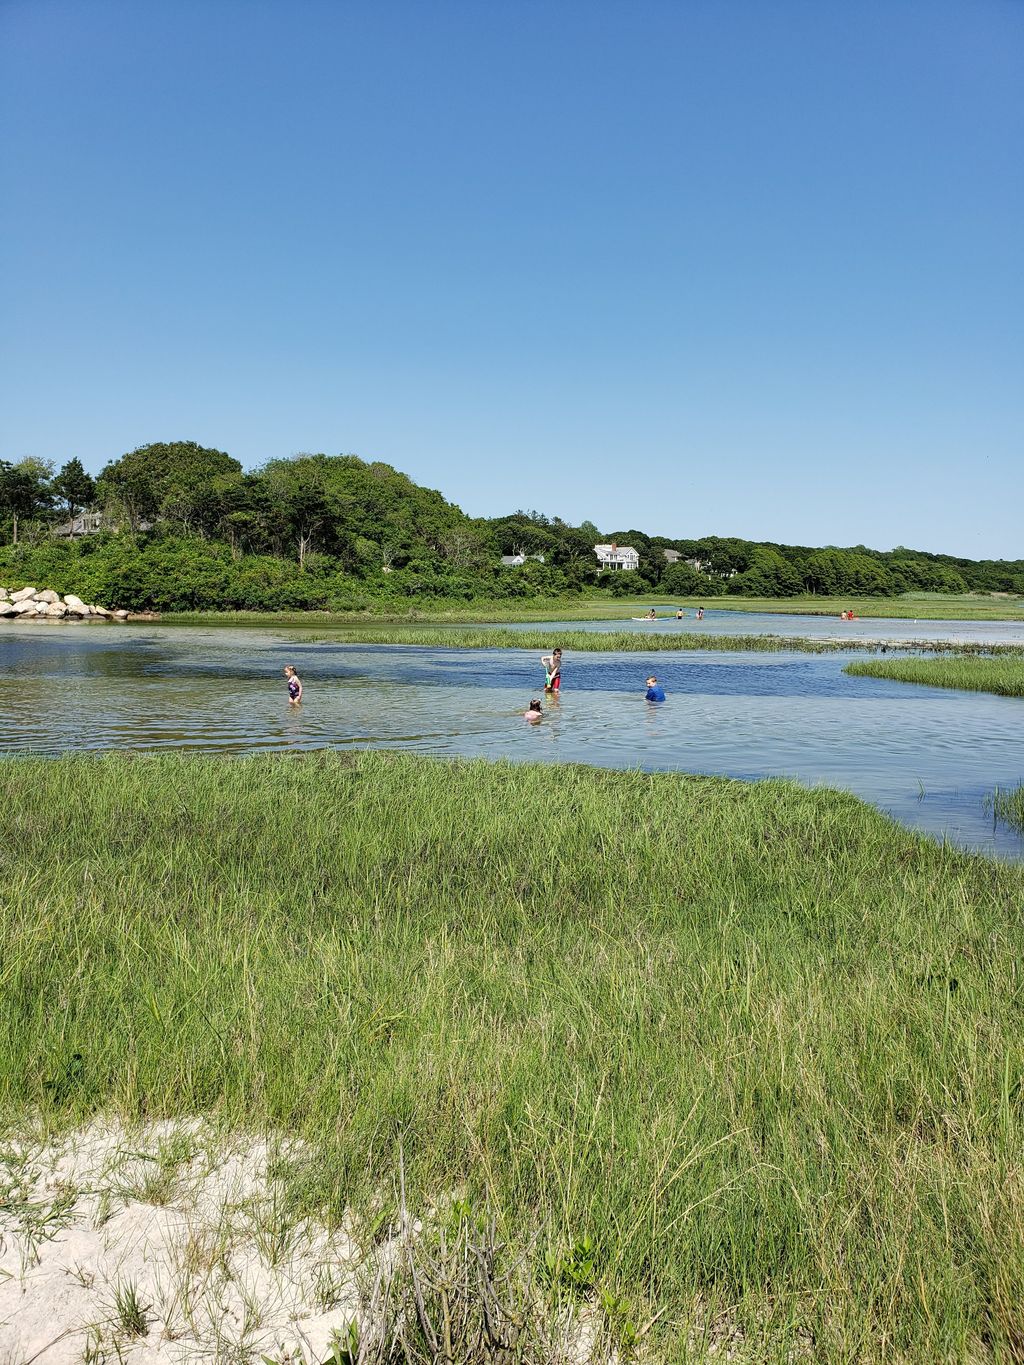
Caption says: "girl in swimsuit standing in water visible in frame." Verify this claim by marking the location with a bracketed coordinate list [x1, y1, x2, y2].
[284, 665, 303, 705]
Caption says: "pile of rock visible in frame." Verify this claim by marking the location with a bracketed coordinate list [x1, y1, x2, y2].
[0, 585, 130, 621]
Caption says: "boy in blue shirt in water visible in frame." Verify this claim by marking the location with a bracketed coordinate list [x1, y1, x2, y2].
[645, 676, 666, 702]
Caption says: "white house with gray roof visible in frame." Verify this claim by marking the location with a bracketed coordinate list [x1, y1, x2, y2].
[593, 543, 639, 571]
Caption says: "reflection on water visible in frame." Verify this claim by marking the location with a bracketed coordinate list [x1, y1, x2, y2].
[3, 622, 1024, 860]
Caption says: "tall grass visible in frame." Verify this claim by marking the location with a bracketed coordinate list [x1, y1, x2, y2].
[2, 753, 1023, 1359]
[295, 625, 1024, 656]
[988, 784, 1024, 833]
[846, 655, 1024, 696]
[298, 626, 862, 652]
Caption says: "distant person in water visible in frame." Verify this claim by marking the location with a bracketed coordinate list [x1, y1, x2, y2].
[675, 608, 685, 619]
[541, 647, 562, 692]
[524, 698, 543, 723]
[645, 609, 657, 619]
[284, 664, 303, 705]
[645, 676, 666, 702]
[696, 607, 704, 620]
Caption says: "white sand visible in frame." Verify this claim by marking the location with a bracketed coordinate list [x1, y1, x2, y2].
[0, 1119, 363, 1364]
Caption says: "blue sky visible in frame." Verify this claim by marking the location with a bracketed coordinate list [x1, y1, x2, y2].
[2, 0, 1021, 557]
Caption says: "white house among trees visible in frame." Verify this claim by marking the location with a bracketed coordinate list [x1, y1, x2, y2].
[594, 542, 639, 571]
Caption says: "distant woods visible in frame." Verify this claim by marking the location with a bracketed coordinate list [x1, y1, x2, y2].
[0, 441, 1021, 611]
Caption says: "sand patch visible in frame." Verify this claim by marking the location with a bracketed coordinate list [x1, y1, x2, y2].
[0, 1118, 362, 1364]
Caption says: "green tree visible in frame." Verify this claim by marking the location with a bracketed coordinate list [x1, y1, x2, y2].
[98, 441, 242, 535]
[0, 457, 54, 544]
[52, 458, 97, 531]
[259, 456, 334, 567]
[727, 548, 803, 596]
[661, 563, 713, 596]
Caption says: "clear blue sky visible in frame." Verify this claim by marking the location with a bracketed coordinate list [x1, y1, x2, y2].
[2, 0, 1021, 557]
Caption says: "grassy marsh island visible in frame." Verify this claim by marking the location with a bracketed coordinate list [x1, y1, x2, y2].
[846, 655, 1024, 697]
[294, 626, 874, 653]
[298, 626, 1024, 656]
[3, 752, 1024, 1361]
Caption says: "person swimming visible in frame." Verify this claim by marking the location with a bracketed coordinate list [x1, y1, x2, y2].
[284, 664, 303, 705]
[645, 676, 666, 702]
[541, 647, 562, 692]
[524, 698, 543, 723]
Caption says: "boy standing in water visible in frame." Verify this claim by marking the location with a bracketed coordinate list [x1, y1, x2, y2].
[284, 664, 303, 705]
[541, 647, 562, 693]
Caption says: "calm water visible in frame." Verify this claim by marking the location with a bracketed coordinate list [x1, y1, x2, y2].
[4, 621, 1024, 859]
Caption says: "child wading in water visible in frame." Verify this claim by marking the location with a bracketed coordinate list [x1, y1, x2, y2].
[541, 647, 562, 693]
[284, 665, 303, 705]
[524, 698, 543, 724]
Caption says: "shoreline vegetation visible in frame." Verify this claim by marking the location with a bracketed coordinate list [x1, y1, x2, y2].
[3, 752, 1024, 1360]
[846, 656, 1024, 696]
[4, 447, 1024, 617]
[159, 593, 1024, 626]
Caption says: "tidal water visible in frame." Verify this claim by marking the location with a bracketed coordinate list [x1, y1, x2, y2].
[4, 620, 1024, 859]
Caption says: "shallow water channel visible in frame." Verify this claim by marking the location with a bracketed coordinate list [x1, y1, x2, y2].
[4, 620, 1024, 860]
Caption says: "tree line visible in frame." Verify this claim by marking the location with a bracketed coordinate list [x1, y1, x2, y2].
[0, 442, 1020, 611]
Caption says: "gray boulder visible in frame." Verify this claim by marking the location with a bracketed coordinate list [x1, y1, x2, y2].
[36, 589, 60, 604]
[11, 586, 37, 603]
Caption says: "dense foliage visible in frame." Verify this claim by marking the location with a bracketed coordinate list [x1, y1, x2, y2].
[1, 443, 1021, 610]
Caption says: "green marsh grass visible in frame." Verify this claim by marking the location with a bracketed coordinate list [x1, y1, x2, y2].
[846, 655, 1024, 696]
[988, 784, 1024, 834]
[162, 592, 1024, 629]
[2, 753, 1023, 1359]
[298, 625, 861, 652]
[295, 625, 1024, 655]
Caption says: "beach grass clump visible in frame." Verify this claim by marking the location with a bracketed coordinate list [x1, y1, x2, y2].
[2, 752, 1023, 1360]
[846, 654, 1024, 696]
[988, 784, 1024, 834]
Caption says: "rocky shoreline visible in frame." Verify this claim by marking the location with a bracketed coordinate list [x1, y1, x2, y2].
[0, 585, 158, 621]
